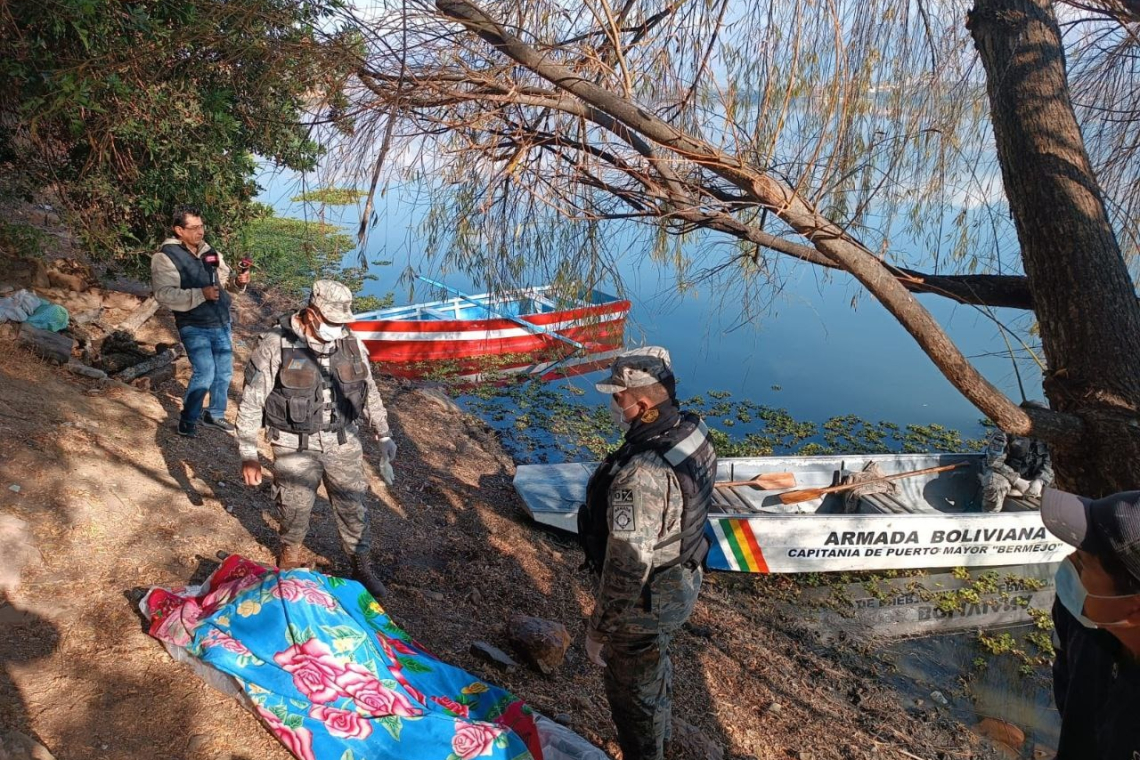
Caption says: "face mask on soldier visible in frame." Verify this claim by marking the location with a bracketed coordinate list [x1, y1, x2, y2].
[316, 319, 344, 343]
[609, 397, 637, 431]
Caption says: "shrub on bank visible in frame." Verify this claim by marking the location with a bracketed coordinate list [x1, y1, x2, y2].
[232, 211, 392, 312]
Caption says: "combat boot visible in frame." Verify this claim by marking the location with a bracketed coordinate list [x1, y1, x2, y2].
[350, 554, 387, 599]
[277, 544, 305, 571]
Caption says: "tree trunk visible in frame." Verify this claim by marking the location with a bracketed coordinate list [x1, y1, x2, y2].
[115, 296, 159, 335]
[113, 345, 182, 382]
[969, 0, 1140, 494]
[17, 324, 75, 364]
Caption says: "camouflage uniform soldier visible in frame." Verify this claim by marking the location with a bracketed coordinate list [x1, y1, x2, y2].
[236, 280, 396, 597]
[577, 347, 717, 760]
[981, 400, 1054, 512]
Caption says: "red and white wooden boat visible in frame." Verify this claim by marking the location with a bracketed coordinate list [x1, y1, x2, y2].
[348, 286, 630, 381]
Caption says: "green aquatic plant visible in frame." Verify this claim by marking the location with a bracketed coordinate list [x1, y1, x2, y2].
[442, 385, 988, 463]
[290, 188, 367, 205]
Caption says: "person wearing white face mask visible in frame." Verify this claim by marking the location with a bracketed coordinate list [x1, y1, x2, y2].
[576, 347, 717, 760]
[1042, 488, 1140, 759]
[234, 280, 396, 599]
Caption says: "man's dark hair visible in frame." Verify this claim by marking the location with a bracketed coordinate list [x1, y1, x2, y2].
[172, 205, 202, 229]
[1099, 551, 1140, 595]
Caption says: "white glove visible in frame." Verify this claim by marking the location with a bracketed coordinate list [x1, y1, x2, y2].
[379, 459, 396, 486]
[378, 436, 398, 462]
[1026, 479, 1044, 498]
[585, 631, 606, 667]
[1011, 477, 1031, 496]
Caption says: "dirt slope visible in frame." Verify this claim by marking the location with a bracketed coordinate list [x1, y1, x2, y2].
[0, 259, 1003, 760]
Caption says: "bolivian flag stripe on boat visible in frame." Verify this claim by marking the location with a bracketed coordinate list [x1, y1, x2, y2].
[711, 519, 769, 573]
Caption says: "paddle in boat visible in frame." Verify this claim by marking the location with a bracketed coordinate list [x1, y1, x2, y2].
[348, 278, 630, 382]
[513, 452, 1071, 573]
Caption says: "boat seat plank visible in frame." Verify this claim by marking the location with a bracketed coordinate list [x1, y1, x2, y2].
[420, 306, 455, 320]
[1003, 495, 1041, 512]
[858, 492, 925, 515]
[709, 488, 736, 513]
[719, 486, 757, 514]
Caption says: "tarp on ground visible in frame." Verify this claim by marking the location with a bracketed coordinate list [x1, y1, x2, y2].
[0, 290, 43, 323]
[0, 290, 69, 331]
[143, 555, 597, 760]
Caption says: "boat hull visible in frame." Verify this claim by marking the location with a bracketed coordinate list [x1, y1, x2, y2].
[704, 510, 1064, 573]
[348, 288, 630, 379]
[512, 452, 1071, 573]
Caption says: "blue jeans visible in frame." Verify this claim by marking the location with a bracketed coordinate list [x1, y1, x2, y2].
[178, 324, 233, 423]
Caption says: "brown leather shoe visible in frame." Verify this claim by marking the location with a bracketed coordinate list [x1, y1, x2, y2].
[350, 554, 387, 598]
[277, 544, 306, 571]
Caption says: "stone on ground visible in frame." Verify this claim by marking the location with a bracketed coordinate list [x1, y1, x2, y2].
[507, 614, 571, 675]
[469, 640, 518, 670]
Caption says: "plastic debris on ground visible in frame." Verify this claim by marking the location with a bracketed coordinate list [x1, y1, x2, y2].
[0, 290, 43, 323]
[26, 302, 69, 332]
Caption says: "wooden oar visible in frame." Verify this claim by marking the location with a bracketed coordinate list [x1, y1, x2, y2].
[777, 462, 967, 505]
[716, 472, 797, 490]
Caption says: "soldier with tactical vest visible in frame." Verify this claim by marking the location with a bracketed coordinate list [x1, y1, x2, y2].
[980, 399, 1055, 511]
[235, 280, 396, 598]
[151, 205, 250, 437]
[577, 347, 716, 760]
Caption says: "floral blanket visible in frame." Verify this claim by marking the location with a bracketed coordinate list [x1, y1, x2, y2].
[144, 555, 543, 760]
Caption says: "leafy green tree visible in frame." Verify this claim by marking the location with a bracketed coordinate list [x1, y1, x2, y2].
[0, 0, 357, 258]
[232, 205, 392, 310]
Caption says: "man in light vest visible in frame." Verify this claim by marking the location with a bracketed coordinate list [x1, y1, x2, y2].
[235, 279, 396, 598]
[151, 205, 250, 437]
[578, 347, 717, 760]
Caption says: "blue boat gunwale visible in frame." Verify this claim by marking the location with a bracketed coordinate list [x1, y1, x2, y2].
[352, 285, 625, 323]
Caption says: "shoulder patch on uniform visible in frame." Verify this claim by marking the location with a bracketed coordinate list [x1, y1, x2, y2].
[611, 487, 636, 532]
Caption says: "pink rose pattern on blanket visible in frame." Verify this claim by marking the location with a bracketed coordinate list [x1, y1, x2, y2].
[144, 555, 544, 760]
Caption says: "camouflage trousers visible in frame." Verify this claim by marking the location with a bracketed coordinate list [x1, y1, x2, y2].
[980, 471, 1013, 513]
[603, 565, 702, 760]
[272, 429, 370, 557]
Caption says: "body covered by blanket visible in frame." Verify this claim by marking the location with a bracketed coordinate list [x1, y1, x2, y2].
[143, 555, 544, 760]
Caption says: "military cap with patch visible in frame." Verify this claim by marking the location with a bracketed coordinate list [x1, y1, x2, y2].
[595, 346, 674, 394]
[309, 279, 354, 323]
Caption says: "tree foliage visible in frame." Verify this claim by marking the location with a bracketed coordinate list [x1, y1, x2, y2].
[232, 205, 390, 310]
[0, 0, 358, 256]
[338, 0, 1140, 489]
[343, 0, 1140, 294]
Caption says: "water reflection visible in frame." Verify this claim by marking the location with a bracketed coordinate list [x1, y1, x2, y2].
[802, 564, 1058, 642]
[795, 564, 1060, 758]
[879, 630, 1058, 758]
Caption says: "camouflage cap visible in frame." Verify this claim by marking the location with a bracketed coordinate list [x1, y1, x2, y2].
[310, 279, 354, 323]
[595, 346, 673, 394]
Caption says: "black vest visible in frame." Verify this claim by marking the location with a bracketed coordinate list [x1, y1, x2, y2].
[161, 243, 232, 329]
[1006, 435, 1050, 479]
[578, 412, 716, 574]
[262, 316, 370, 449]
